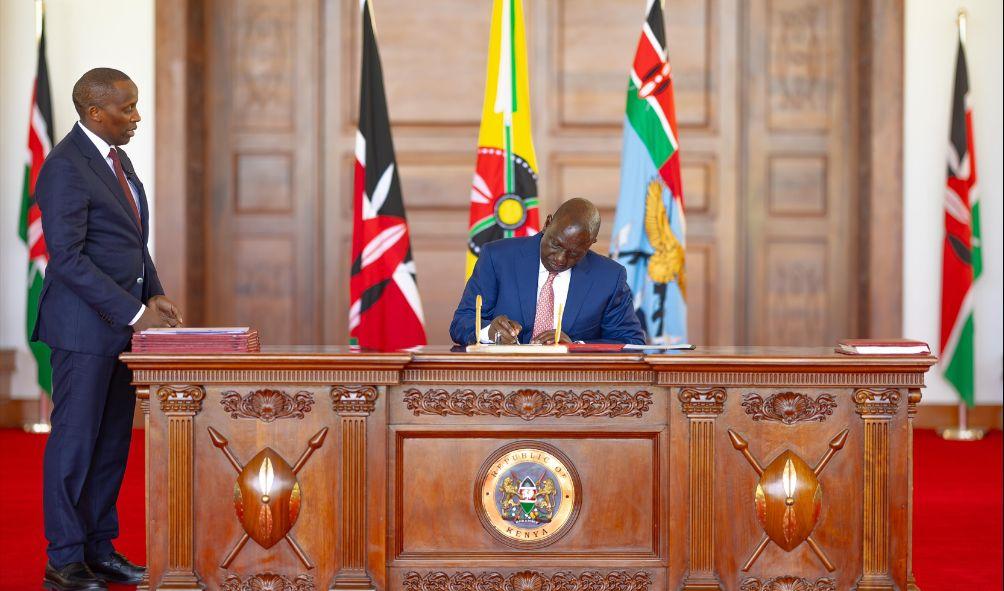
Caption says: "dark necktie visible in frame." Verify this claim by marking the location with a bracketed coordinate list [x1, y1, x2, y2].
[108, 147, 142, 231]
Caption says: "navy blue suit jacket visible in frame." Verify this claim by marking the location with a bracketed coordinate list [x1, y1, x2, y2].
[32, 124, 163, 356]
[450, 234, 644, 345]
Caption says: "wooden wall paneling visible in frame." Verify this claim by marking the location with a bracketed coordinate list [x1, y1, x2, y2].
[745, 0, 856, 347]
[395, 152, 481, 345]
[154, 0, 206, 324]
[859, 0, 904, 338]
[321, 0, 348, 344]
[554, 0, 713, 131]
[206, 0, 323, 346]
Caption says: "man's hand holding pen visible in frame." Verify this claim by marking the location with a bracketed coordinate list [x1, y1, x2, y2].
[487, 315, 522, 344]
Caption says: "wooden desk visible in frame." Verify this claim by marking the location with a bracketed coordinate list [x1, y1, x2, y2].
[122, 347, 934, 591]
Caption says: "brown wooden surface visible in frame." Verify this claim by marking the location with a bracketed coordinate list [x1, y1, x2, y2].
[153, 0, 905, 349]
[125, 348, 933, 590]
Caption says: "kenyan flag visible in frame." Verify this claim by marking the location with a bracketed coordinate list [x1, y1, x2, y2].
[939, 32, 982, 406]
[609, 0, 687, 345]
[465, 0, 540, 279]
[17, 20, 53, 395]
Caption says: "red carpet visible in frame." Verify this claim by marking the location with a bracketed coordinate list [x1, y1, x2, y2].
[0, 429, 1000, 590]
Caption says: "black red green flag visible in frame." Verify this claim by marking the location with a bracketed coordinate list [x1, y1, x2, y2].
[17, 19, 54, 395]
[939, 28, 982, 406]
[349, 0, 426, 350]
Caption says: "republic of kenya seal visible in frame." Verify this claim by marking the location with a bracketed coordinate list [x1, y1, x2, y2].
[474, 441, 581, 548]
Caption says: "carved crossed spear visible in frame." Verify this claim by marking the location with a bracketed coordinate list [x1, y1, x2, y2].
[208, 426, 328, 569]
[728, 428, 849, 572]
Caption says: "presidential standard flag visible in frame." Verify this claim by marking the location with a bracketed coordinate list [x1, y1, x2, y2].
[466, 0, 540, 278]
[349, 0, 426, 350]
[939, 31, 983, 407]
[17, 20, 54, 395]
[609, 0, 686, 344]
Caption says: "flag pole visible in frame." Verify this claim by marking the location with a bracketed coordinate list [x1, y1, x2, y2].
[25, 0, 52, 435]
[939, 8, 983, 442]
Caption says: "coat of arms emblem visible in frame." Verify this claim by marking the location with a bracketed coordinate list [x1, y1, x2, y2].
[475, 441, 581, 548]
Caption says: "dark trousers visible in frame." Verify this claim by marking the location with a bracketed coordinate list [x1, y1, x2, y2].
[43, 348, 135, 567]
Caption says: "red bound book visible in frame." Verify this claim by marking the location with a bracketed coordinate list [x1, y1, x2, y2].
[131, 327, 260, 353]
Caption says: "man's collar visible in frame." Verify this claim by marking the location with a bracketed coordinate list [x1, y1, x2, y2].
[76, 121, 114, 156]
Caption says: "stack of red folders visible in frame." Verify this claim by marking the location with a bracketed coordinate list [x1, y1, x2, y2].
[131, 327, 260, 353]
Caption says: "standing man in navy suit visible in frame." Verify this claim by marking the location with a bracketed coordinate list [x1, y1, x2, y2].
[33, 68, 182, 591]
[451, 198, 644, 345]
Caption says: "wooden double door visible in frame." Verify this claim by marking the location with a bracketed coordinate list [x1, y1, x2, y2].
[155, 0, 903, 347]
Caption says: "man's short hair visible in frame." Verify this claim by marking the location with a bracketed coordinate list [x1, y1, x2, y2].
[72, 68, 132, 118]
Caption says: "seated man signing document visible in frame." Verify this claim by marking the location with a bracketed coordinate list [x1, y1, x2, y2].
[451, 198, 644, 345]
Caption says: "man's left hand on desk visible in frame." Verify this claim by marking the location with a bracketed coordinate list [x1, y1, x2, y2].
[530, 330, 572, 345]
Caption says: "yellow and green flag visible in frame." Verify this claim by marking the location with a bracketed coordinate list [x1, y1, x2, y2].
[466, 0, 539, 278]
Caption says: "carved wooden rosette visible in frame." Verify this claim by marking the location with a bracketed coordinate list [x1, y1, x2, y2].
[678, 387, 726, 590]
[402, 570, 652, 591]
[741, 392, 837, 424]
[740, 576, 836, 591]
[853, 388, 901, 591]
[330, 385, 379, 590]
[156, 385, 206, 590]
[402, 387, 653, 420]
[221, 572, 315, 591]
[220, 389, 314, 422]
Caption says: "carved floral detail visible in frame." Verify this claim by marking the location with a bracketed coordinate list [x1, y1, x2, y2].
[853, 388, 901, 416]
[330, 385, 378, 415]
[740, 576, 836, 591]
[678, 387, 727, 415]
[402, 388, 652, 420]
[221, 572, 314, 591]
[156, 385, 205, 414]
[742, 391, 837, 424]
[221, 389, 314, 422]
[402, 570, 652, 591]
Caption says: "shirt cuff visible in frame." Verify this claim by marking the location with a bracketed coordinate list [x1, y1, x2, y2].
[129, 304, 146, 326]
[479, 324, 491, 343]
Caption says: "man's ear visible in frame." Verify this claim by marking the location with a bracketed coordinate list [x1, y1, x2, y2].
[543, 214, 553, 229]
[87, 105, 103, 123]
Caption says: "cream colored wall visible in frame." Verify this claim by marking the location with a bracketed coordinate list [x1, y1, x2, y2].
[903, 0, 1004, 404]
[0, 0, 155, 399]
[1, 0, 1001, 405]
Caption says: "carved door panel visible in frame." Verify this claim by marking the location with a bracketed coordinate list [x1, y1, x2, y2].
[204, 0, 324, 345]
[743, 0, 859, 345]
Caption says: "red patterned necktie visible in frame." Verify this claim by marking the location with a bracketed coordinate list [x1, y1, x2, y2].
[108, 147, 142, 230]
[532, 271, 559, 339]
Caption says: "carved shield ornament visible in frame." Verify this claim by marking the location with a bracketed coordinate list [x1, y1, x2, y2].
[474, 441, 581, 548]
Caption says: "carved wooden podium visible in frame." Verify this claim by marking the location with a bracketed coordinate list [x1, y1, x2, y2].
[122, 347, 934, 591]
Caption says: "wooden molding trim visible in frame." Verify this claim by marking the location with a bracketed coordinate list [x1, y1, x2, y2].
[330, 386, 377, 588]
[856, 389, 895, 590]
[914, 404, 1003, 430]
[156, 385, 205, 589]
[679, 388, 725, 590]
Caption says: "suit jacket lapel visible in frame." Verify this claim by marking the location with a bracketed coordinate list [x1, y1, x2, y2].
[564, 253, 594, 333]
[71, 127, 141, 235]
[516, 234, 541, 329]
